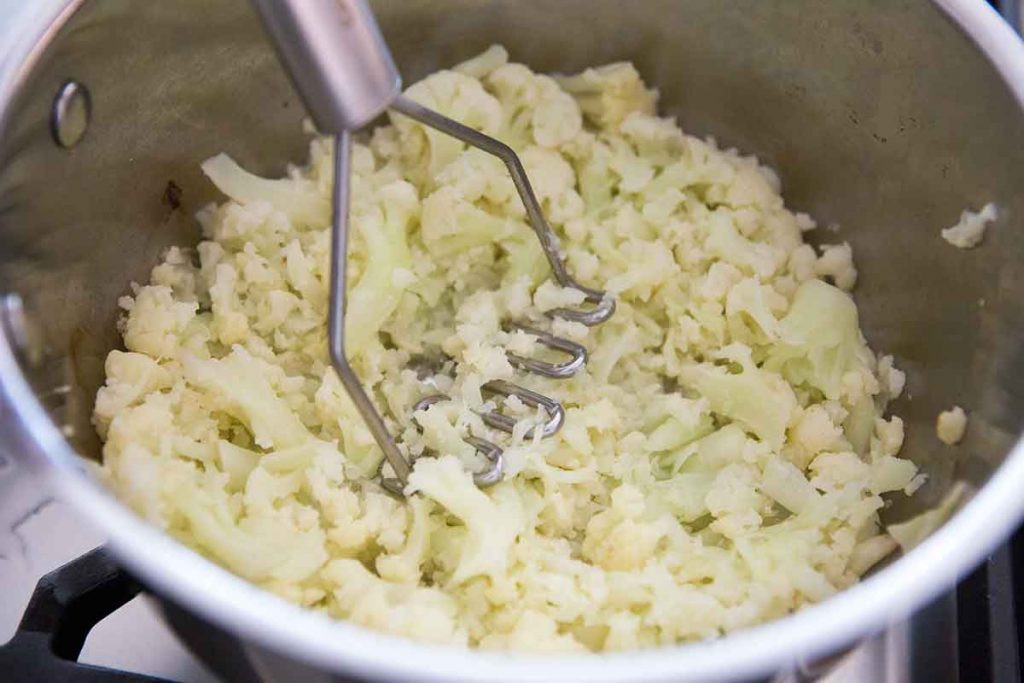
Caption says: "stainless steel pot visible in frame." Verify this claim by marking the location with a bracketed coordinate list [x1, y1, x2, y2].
[1, 0, 1023, 680]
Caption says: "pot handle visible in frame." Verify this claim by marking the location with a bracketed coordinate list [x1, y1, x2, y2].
[0, 546, 168, 682]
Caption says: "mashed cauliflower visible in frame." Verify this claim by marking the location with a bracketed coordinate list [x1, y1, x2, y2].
[93, 46, 920, 651]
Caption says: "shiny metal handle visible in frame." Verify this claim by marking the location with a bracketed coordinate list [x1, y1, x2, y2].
[249, 0, 402, 132]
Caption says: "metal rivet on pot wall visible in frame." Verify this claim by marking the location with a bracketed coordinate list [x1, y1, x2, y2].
[51, 80, 91, 148]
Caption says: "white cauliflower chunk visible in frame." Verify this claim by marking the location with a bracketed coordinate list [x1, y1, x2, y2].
[95, 48, 928, 654]
[941, 202, 997, 249]
[936, 406, 968, 445]
[815, 243, 858, 291]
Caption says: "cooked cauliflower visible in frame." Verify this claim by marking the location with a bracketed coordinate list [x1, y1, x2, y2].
[936, 406, 968, 445]
[94, 47, 921, 652]
[941, 202, 997, 249]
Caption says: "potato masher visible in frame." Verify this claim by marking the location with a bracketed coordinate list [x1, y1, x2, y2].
[250, 0, 615, 493]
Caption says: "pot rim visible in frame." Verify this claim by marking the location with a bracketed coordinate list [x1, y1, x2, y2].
[2, 1, 1024, 680]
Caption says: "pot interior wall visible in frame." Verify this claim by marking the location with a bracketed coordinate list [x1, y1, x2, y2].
[1, 0, 1023, 524]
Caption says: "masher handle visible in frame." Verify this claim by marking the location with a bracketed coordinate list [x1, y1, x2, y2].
[250, 0, 402, 133]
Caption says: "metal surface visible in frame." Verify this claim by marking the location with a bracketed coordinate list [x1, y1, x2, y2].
[506, 322, 589, 378]
[0, 0, 1022, 681]
[480, 379, 566, 438]
[0, 293, 41, 367]
[326, 130, 412, 487]
[50, 79, 89, 148]
[249, 0, 400, 132]
[412, 378, 568, 445]
[410, 393, 505, 488]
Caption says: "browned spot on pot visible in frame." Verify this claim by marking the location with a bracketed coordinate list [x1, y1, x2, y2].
[162, 180, 183, 211]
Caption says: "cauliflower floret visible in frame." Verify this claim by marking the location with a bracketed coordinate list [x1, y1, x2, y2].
[183, 346, 311, 450]
[787, 404, 845, 469]
[93, 351, 173, 437]
[345, 182, 418, 359]
[396, 70, 504, 185]
[453, 44, 509, 80]
[582, 485, 664, 570]
[760, 457, 820, 515]
[725, 278, 783, 344]
[936, 406, 968, 445]
[201, 153, 328, 227]
[815, 243, 858, 291]
[877, 354, 906, 401]
[406, 456, 523, 584]
[705, 464, 766, 537]
[556, 62, 657, 129]
[941, 202, 997, 249]
[765, 279, 870, 401]
[420, 185, 508, 256]
[679, 350, 797, 450]
[531, 86, 583, 149]
[888, 483, 969, 551]
[120, 285, 198, 359]
[322, 558, 465, 644]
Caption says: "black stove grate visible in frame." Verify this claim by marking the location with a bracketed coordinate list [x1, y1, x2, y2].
[0, 547, 170, 682]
